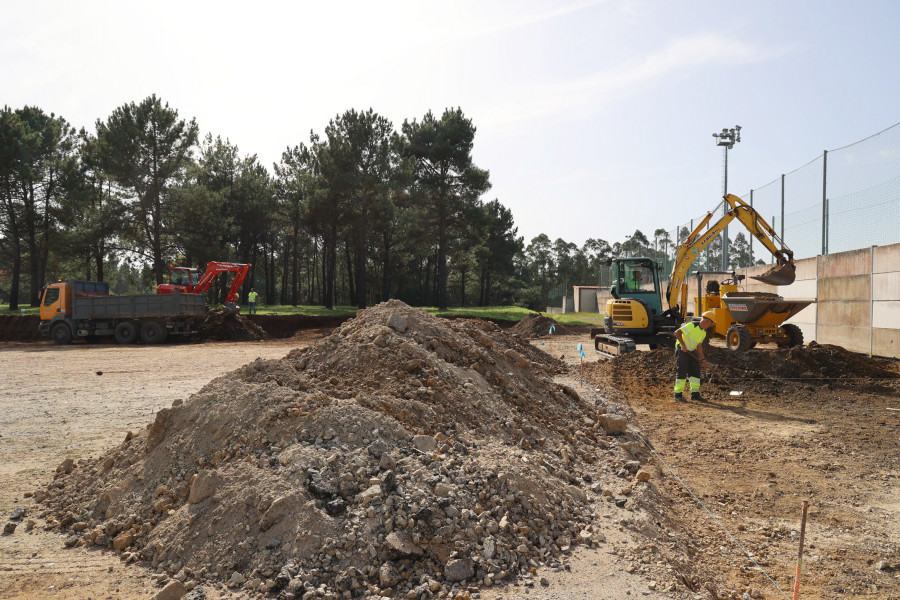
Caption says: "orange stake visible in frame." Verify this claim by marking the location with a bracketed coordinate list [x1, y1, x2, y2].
[792, 501, 809, 600]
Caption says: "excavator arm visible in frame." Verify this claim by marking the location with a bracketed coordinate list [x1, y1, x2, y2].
[666, 194, 795, 318]
[191, 262, 251, 304]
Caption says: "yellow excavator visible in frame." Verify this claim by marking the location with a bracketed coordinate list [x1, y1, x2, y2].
[593, 194, 815, 355]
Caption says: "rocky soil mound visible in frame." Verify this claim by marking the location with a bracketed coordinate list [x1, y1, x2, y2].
[508, 313, 570, 338]
[36, 301, 628, 599]
[197, 312, 269, 342]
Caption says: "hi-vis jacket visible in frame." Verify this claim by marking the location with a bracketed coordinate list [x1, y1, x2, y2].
[675, 321, 706, 352]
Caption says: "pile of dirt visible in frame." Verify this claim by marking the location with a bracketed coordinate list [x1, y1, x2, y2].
[196, 312, 269, 342]
[580, 341, 899, 399]
[508, 313, 570, 338]
[35, 301, 638, 599]
[0, 315, 43, 342]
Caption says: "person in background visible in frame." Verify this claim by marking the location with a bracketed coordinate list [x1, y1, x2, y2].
[673, 311, 716, 402]
[248, 288, 259, 314]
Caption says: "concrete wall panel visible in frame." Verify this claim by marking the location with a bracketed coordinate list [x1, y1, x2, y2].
[874, 244, 900, 273]
[793, 256, 818, 281]
[873, 272, 900, 301]
[785, 279, 818, 298]
[818, 275, 871, 302]
[873, 300, 900, 329]
[816, 324, 871, 355]
[818, 300, 871, 327]
[873, 329, 898, 358]
[819, 248, 871, 278]
[787, 303, 817, 326]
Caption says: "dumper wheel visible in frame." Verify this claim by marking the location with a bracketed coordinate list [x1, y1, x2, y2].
[725, 324, 752, 352]
[51, 323, 72, 345]
[140, 321, 167, 344]
[114, 321, 138, 344]
[780, 323, 804, 348]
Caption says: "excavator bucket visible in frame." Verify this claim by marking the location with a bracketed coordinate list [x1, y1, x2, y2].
[751, 262, 796, 286]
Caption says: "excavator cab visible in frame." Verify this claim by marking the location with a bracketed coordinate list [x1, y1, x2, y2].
[605, 258, 664, 331]
[593, 257, 678, 354]
[166, 266, 200, 289]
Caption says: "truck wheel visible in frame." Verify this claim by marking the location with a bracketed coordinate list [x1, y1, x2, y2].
[140, 321, 167, 344]
[51, 323, 72, 345]
[114, 321, 138, 344]
[779, 323, 804, 348]
[725, 324, 752, 352]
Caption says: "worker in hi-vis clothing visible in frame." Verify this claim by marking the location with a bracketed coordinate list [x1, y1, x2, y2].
[248, 288, 259, 314]
[630, 271, 643, 291]
[673, 311, 716, 402]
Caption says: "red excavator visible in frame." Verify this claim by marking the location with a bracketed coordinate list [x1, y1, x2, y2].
[157, 261, 251, 313]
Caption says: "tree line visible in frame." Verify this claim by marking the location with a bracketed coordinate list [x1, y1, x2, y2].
[0, 96, 759, 313]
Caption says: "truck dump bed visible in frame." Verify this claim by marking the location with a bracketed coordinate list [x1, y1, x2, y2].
[721, 292, 815, 324]
[72, 293, 207, 320]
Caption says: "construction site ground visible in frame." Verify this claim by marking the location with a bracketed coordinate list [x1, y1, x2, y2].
[1, 314, 898, 600]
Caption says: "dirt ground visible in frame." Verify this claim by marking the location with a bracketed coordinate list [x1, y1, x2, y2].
[535, 333, 900, 600]
[0, 335, 321, 599]
[1, 320, 899, 600]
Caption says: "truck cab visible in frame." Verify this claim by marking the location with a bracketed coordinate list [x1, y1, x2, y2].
[39, 282, 68, 324]
[39, 281, 111, 340]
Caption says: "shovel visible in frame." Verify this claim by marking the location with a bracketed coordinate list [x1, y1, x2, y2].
[687, 351, 739, 393]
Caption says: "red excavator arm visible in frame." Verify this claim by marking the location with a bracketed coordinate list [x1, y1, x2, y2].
[191, 262, 250, 304]
[158, 262, 251, 304]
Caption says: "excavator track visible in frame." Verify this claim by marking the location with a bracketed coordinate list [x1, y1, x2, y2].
[594, 334, 636, 357]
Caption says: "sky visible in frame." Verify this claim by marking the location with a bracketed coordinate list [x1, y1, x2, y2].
[3, 0, 899, 248]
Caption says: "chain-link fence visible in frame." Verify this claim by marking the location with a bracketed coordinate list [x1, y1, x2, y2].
[658, 121, 900, 268]
[547, 281, 568, 310]
[552, 122, 899, 311]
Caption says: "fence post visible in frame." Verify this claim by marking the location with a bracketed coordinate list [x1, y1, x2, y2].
[822, 150, 828, 256]
[749, 189, 754, 265]
[781, 174, 785, 241]
[870, 245, 876, 357]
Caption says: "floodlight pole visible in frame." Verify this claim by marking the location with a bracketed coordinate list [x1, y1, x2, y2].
[713, 125, 741, 271]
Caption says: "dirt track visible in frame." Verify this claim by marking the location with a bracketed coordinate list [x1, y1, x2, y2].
[1, 322, 899, 600]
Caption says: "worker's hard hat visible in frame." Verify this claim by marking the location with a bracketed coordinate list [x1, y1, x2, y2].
[701, 310, 716, 326]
